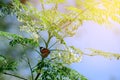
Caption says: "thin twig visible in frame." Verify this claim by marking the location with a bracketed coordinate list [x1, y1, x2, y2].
[3, 72, 27, 80]
[35, 73, 41, 80]
[46, 32, 52, 48]
[82, 53, 97, 56]
[26, 57, 34, 80]
[21, 43, 40, 55]
[41, 3, 45, 11]
[48, 57, 57, 62]
[36, 31, 47, 48]
[50, 49, 67, 52]
[34, 58, 45, 80]
[61, 9, 88, 29]
[48, 41, 58, 49]
[39, 35, 47, 47]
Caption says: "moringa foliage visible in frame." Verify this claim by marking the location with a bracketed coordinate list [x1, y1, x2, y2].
[35, 59, 87, 80]
[0, 0, 120, 80]
[0, 31, 39, 47]
[0, 55, 17, 72]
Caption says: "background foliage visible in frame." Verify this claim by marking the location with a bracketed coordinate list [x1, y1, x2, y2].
[0, 0, 120, 80]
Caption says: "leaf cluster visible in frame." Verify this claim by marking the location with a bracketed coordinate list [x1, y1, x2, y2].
[1, 0, 120, 80]
[0, 0, 21, 17]
[35, 59, 87, 80]
[87, 48, 120, 60]
[65, 0, 120, 25]
[0, 31, 39, 47]
[0, 55, 17, 73]
[50, 46, 83, 64]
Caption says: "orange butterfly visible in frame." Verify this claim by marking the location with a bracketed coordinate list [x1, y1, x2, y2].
[40, 47, 50, 58]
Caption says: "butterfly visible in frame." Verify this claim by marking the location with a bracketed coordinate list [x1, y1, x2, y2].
[40, 47, 50, 58]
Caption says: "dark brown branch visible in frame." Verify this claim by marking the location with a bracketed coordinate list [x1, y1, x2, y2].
[35, 73, 41, 80]
[48, 57, 57, 62]
[3, 72, 27, 80]
[34, 58, 44, 80]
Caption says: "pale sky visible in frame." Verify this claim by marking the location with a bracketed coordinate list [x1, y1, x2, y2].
[65, 21, 120, 80]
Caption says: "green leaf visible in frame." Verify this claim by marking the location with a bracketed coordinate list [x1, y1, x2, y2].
[0, 55, 17, 73]
[0, 31, 22, 39]
[9, 38, 39, 47]
[88, 48, 120, 60]
[37, 59, 88, 80]
[0, 31, 39, 47]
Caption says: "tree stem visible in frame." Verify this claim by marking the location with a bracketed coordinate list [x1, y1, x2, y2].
[26, 57, 34, 80]
[35, 73, 41, 80]
[3, 72, 27, 80]
[48, 41, 58, 49]
[46, 32, 52, 48]
[34, 58, 44, 80]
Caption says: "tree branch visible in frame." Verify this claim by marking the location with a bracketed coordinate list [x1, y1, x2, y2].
[26, 57, 34, 80]
[46, 32, 52, 48]
[21, 43, 40, 55]
[34, 58, 44, 80]
[41, 3, 45, 11]
[50, 49, 67, 52]
[48, 41, 58, 49]
[48, 57, 57, 62]
[35, 73, 41, 80]
[3, 72, 27, 80]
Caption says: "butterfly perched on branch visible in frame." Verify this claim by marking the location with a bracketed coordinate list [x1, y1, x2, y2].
[40, 47, 50, 58]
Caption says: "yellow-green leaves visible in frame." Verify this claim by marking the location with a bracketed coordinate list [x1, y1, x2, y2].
[74, 0, 120, 24]
[0, 31, 22, 39]
[50, 46, 83, 64]
[0, 55, 6, 64]
[9, 38, 39, 47]
[0, 31, 39, 47]
[36, 59, 88, 80]
[88, 48, 120, 60]
[66, 7, 83, 13]
[40, 0, 65, 4]
[0, 55, 17, 72]
[3, 0, 120, 64]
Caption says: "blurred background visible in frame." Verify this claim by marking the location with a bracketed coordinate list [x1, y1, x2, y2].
[0, 0, 120, 80]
